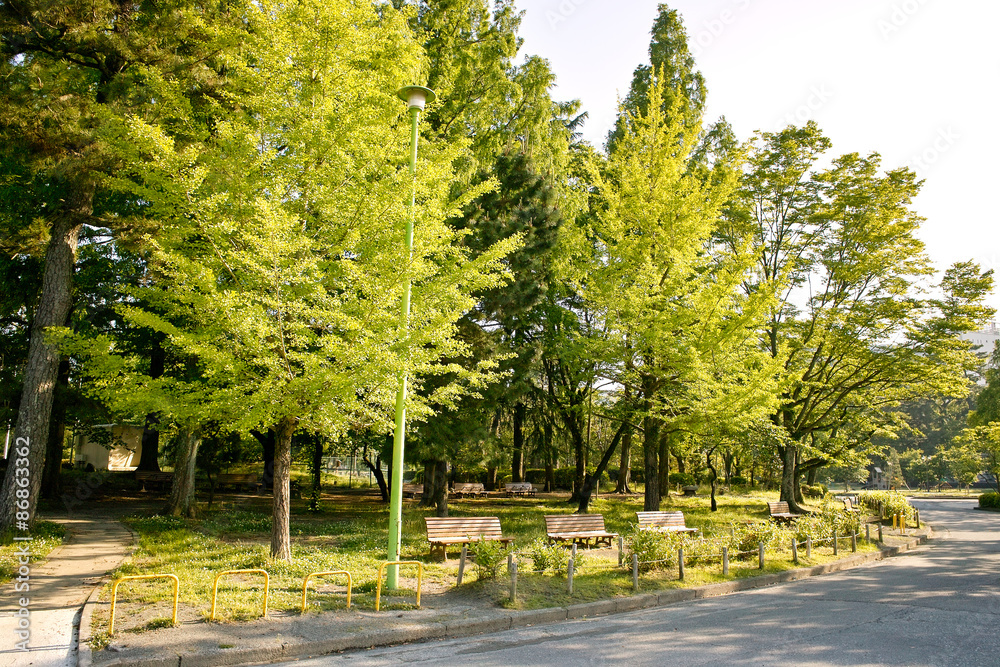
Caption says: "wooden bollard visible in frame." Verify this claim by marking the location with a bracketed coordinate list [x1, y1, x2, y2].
[851, 531, 857, 552]
[722, 547, 729, 576]
[833, 529, 838, 556]
[509, 561, 518, 602]
[915, 509, 920, 528]
[568, 558, 574, 594]
[806, 536, 812, 559]
[878, 522, 883, 542]
[758, 542, 765, 570]
[678, 548, 685, 581]
[572, 543, 578, 561]
[791, 539, 798, 564]
[866, 523, 871, 542]
[507, 553, 514, 574]
[457, 544, 467, 585]
[618, 535, 624, 567]
[632, 554, 639, 592]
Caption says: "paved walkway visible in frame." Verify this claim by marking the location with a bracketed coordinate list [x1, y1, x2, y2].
[288, 499, 1000, 666]
[0, 511, 132, 667]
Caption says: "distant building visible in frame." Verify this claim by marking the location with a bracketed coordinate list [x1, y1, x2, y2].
[865, 466, 889, 490]
[961, 321, 999, 357]
[74, 425, 144, 470]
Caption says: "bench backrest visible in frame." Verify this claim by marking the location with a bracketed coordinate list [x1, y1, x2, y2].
[424, 516, 504, 541]
[842, 497, 855, 510]
[768, 501, 790, 515]
[544, 514, 607, 534]
[454, 483, 485, 493]
[636, 511, 688, 529]
[402, 483, 423, 492]
[218, 473, 258, 483]
[135, 471, 172, 481]
[504, 482, 533, 492]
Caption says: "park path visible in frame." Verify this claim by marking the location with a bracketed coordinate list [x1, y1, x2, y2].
[0, 510, 132, 667]
[291, 499, 1000, 667]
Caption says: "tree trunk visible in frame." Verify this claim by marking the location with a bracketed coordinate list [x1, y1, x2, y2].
[166, 429, 201, 518]
[271, 416, 297, 561]
[41, 357, 70, 500]
[419, 460, 436, 507]
[779, 444, 807, 513]
[642, 414, 660, 511]
[433, 459, 448, 517]
[486, 465, 497, 492]
[569, 422, 586, 503]
[362, 448, 389, 501]
[512, 401, 525, 483]
[658, 429, 670, 500]
[576, 421, 627, 513]
[0, 197, 88, 531]
[544, 420, 555, 492]
[615, 425, 632, 494]
[706, 448, 719, 512]
[137, 339, 166, 472]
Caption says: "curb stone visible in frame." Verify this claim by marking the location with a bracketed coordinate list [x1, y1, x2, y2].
[85, 529, 932, 667]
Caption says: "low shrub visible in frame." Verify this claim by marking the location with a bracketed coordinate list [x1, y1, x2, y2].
[668, 472, 696, 488]
[801, 484, 827, 498]
[623, 526, 683, 571]
[525, 538, 568, 574]
[729, 476, 749, 486]
[472, 537, 513, 580]
[979, 492, 1000, 509]
[858, 490, 914, 521]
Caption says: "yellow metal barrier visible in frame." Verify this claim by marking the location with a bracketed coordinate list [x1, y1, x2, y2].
[375, 561, 422, 612]
[210, 569, 269, 621]
[301, 570, 353, 612]
[109, 574, 179, 636]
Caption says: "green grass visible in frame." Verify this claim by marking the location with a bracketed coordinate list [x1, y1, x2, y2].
[95, 487, 881, 634]
[0, 521, 67, 585]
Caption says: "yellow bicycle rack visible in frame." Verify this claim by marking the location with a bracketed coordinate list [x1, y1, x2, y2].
[109, 574, 179, 636]
[301, 571, 353, 612]
[210, 569, 269, 621]
[375, 561, 422, 612]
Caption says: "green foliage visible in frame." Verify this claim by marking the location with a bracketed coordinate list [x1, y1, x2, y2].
[800, 484, 827, 498]
[525, 538, 567, 574]
[858, 490, 914, 521]
[668, 473, 696, 488]
[472, 537, 513, 581]
[731, 521, 788, 556]
[978, 493, 1000, 508]
[623, 526, 682, 572]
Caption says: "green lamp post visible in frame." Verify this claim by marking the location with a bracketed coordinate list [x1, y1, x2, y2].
[387, 85, 436, 590]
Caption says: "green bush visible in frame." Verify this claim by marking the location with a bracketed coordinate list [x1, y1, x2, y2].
[472, 537, 513, 580]
[524, 538, 568, 574]
[729, 476, 749, 486]
[858, 490, 914, 521]
[979, 492, 1000, 509]
[801, 484, 827, 498]
[668, 472, 696, 488]
[623, 526, 682, 571]
[730, 521, 789, 556]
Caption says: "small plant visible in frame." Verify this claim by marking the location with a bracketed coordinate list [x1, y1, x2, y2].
[526, 538, 568, 574]
[858, 490, 914, 521]
[472, 537, 512, 580]
[623, 526, 682, 571]
[730, 520, 788, 556]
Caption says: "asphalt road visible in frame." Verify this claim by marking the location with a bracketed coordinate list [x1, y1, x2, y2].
[291, 499, 1000, 667]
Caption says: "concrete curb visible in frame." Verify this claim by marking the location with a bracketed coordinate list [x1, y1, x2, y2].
[85, 528, 932, 667]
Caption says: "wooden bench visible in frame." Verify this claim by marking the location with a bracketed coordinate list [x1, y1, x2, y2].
[452, 482, 488, 498]
[503, 482, 536, 497]
[216, 473, 262, 493]
[767, 501, 804, 524]
[840, 496, 860, 514]
[636, 511, 699, 535]
[402, 483, 423, 499]
[545, 514, 618, 548]
[135, 470, 173, 492]
[424, 516, 513, 561]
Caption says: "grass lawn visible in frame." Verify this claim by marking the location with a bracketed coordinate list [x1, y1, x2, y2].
[0, 521, 67, 585]
[93, 484, 881, 642]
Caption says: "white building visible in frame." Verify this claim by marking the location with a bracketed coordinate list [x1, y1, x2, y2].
[74, 425, 145, 470]
[961, 322, 999, 357]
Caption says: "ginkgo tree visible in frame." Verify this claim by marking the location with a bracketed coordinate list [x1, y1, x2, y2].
[65, 0, 516, 560]
[585, 70, 781, 511]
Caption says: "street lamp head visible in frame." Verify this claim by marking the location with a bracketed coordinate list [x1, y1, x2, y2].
[396, 85, 436, 111]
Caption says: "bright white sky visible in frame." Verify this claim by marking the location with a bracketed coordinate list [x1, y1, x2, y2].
[514, 0, 1000, 315]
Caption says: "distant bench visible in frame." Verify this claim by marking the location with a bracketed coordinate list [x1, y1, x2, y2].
[452, 482, 488, 498]
[135, 470, 173, 491]
[636, 511, 699, 535]
[402, 483, 423, 499]
[503, 482, 536, 498]
[545, 514, 618, 548]
[424, 516, 513, 561]
[768, 501, 804, 524]
[216, 473, 261, 493]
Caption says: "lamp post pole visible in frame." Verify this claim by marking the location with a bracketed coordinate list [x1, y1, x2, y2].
[387, 85, 435, 590]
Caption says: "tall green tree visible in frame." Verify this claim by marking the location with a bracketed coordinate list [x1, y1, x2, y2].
[0, 0, 239, 531]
